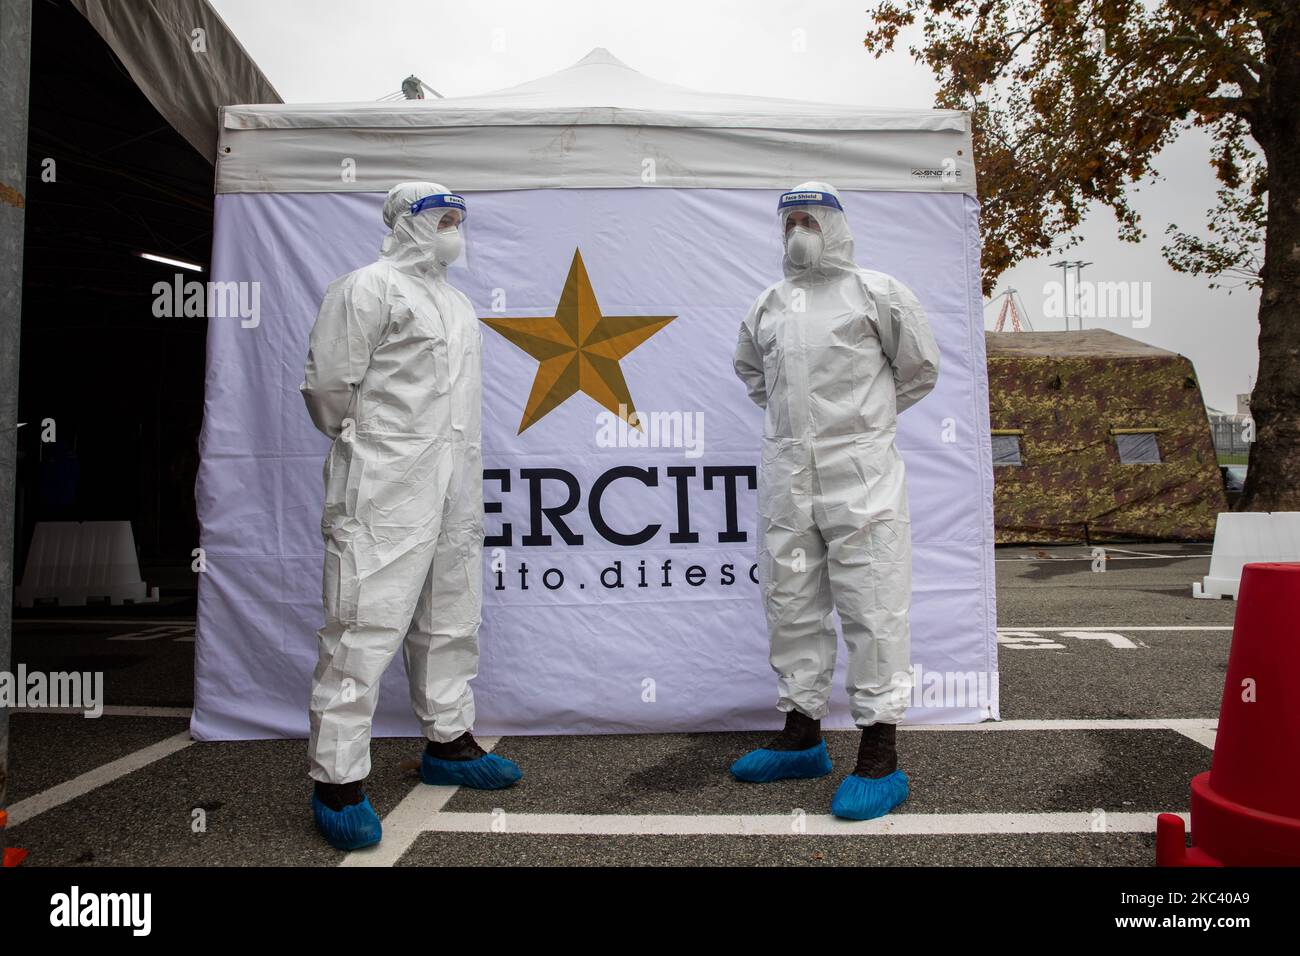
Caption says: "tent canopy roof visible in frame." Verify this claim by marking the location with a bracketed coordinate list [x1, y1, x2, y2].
[986, 330, 1180, 360]
[223, 47, 967, 132]
[216, 47, 976, 194]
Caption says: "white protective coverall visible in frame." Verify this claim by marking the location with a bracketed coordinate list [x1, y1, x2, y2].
[302, 182, 483, 784]
[733, 182, 940, 727]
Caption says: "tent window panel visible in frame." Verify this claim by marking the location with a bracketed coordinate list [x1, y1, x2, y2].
[1116, 432, 1161, 464]
[992, 434, 1022, 466]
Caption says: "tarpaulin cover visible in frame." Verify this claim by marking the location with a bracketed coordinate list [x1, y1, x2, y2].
[72, 0, 280, 160]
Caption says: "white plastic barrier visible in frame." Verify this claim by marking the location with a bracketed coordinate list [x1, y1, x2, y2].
[15, 520, 159, 607]
[1193, 512, 1300, 599]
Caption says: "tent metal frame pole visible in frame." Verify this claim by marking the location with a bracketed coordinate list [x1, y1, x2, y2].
[0, 0, 33, 862]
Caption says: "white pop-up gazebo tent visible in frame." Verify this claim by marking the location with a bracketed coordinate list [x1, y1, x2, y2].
[195, 49, 997, 743]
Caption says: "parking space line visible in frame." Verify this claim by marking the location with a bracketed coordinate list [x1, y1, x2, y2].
[903, 718, 1215, 747]
[6, 731, 193, 827]
[1161, 719, 1218, 749]
[994, 554, 1210, 562]
[344, 721, 1212, 866]
[419, 810, 1185, 837]
[997, 626, 1231, 632]
[339, 736, 502, 868]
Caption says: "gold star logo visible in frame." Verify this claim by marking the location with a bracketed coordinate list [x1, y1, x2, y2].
[481, 249, 676, 434]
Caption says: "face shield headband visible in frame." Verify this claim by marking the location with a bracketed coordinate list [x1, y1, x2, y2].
[409, 193, 468, 221]
[777, 190, 843, 215]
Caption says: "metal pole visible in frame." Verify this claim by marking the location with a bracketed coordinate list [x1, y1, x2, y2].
[0, 0, 33, 861]
[1050, 260, 1071, 331]
[1074, 261, 1092, 329]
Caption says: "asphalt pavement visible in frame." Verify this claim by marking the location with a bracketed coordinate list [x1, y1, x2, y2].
[5, 542, 1235, 866]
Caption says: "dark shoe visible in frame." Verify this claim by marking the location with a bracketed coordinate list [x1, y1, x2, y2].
[851, 722, 899, 778]
[313, 779, 366, 811]
[424, 731, 489, 761]
[766, 709, 823, 752]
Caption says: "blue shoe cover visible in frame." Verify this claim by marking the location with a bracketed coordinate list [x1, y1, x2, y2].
[831, 769, 910, 820]
[420, 751, 522, 789]
[730, 739, 833, 782]
[312, 794, 382, 850]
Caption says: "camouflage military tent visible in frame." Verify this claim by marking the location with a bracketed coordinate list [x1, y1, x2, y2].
[986, 330, 1226, 544]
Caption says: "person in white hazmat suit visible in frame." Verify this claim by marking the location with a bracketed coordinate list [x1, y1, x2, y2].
[301, 182, 521, 851]
[731, 182, 939, 820]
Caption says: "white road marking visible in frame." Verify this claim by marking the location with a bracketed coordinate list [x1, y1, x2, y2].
[344, 721, 1215, 864]
[5, 731, 193, 827]
[340, 736, 502, 868]
[12, 705, 193, 718]
[420, 810, 1187, 837]
[999, 626, 1231, 632]
[1097, 548, 1183, 558]
[996, 553, 1209, 562]
[904, 718, 1217, 748]
[1161, 719, 1219, 749]
[998, 633, 1067, 649]
[998, 627, 1228, 649]
[1060, 630, 1137, 649]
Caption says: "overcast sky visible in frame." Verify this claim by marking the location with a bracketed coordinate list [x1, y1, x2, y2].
[210, 0, 1259, 410]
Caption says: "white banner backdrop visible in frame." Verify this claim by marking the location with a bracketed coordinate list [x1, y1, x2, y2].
[193, 186, 997, 741]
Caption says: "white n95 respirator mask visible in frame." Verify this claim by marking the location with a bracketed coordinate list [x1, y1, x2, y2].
[433, 226, 463, 266]
[786, 225, 824, 268]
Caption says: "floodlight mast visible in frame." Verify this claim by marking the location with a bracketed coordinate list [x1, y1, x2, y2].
[1049, 260, 1092, 330]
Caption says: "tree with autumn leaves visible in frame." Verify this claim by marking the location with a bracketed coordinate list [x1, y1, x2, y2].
[865, 1, 1297, 510]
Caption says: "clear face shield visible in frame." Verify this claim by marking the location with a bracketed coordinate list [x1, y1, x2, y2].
[776, 189, 844, 271]
[408, 192, 470, 270]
